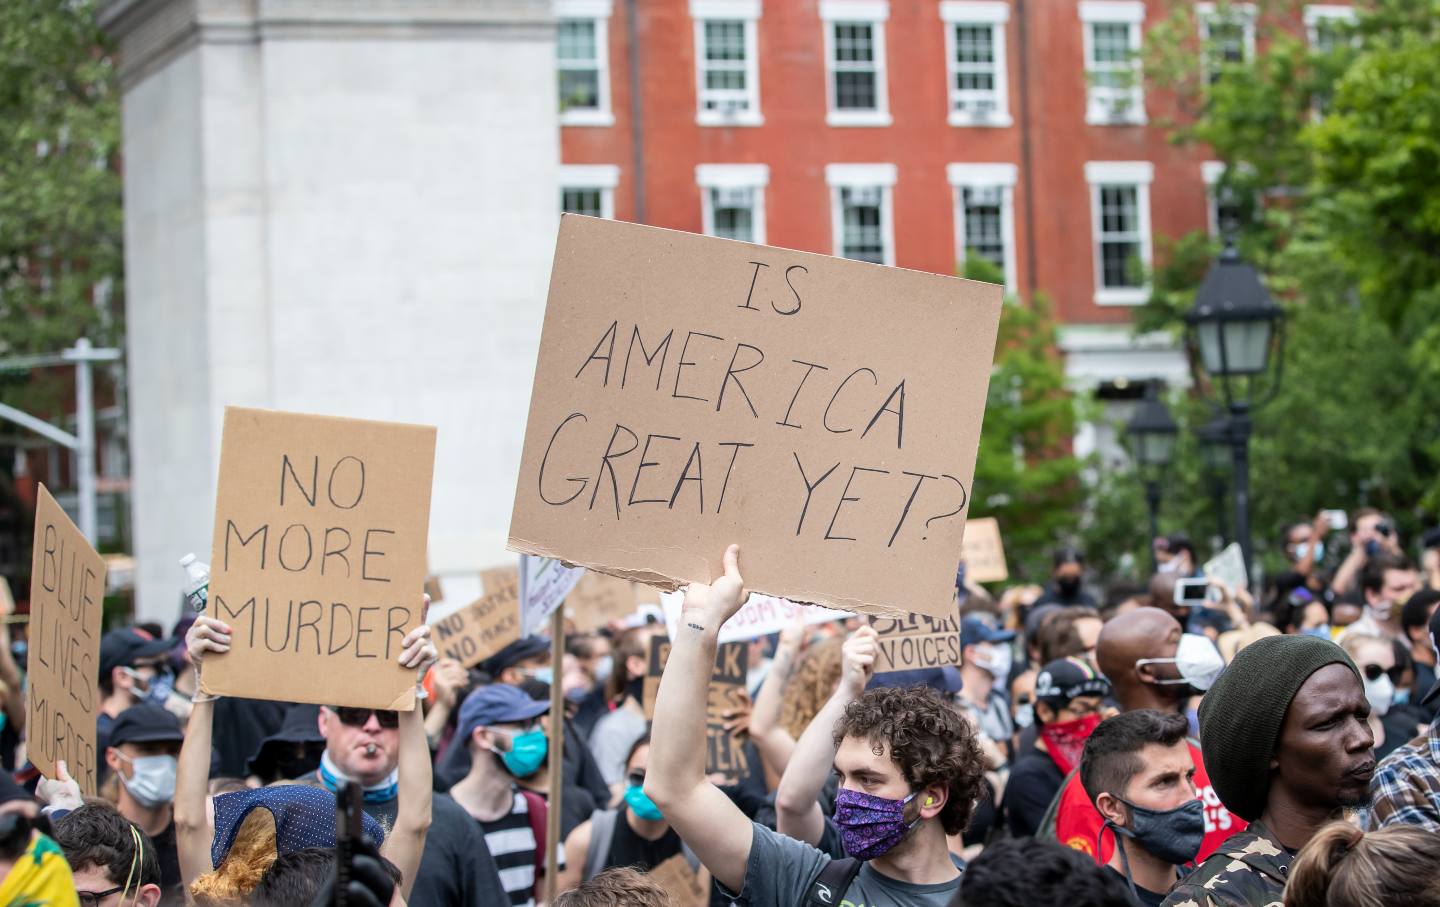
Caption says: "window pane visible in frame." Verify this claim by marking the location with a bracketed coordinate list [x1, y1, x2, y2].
[1101, 241, 1141, 287]
[1091, 23, 1130, 63]
[840, 187, 885, 263]
[954, 26, 993, 64]
[835, 71, 876, 109]
[559, 70, 600, 111]
[834, 24, 875, 62]
[1208, 21, 1247, 63]
[562, 188, 604, 218]
[1099, 186, 1138, 233]
[962, 187, 1005, 270]
[558, 20, 597, 61]
[705, 21, 746, 60]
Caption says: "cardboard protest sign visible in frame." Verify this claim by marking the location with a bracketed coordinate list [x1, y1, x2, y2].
[27, 484, 106, 794]
[482, 565, 519, 596]
[519, 555, 584, 636]
[424, 575, 444, 604]
[566, 571, 642, 632]
[643, 636, 749, 778]
[201, 407, 437, 711]
[508, 216, 1003, 619]
[659, 590, 849, 644]
[649, 853, 708, 907]
[871, 609, 962, 674]
[961, 517, 1008, 583]
[430, 580, 521, 669]
[1204, 543, 1248, 593]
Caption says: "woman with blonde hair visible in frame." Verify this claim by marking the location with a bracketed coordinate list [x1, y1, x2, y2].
[1286, 821, 1440, 907]
[746, 623, 842, 780]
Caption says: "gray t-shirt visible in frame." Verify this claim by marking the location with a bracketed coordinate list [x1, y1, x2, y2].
[589, 705, 650, 785]
[724, 822, 960, 906]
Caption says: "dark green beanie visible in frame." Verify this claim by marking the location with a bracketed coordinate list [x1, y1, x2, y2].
[1197, 634, 1360, 822]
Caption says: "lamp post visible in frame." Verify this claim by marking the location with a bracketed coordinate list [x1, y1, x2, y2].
[1196, 415, 1231, 547]
[1184, 239, 1285, 582]
[1126, 384, 1178, 574]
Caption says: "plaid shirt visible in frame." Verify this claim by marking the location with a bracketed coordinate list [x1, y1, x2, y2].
[1368, 723, 1440, 831]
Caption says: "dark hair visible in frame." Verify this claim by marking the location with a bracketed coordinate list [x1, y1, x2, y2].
[249, 847, 402, 906]
[554, 866, 669, 907]
[607, 626, 658, 703]
[1286, 822, 1440, 907]
[566, 633, 604, 660]
[1053, 548, 1085, 568]
[956, 836, 1133, 907]
[1035, 606, 1101, 665]
[53, 803, 162, 889]
[1400, 590, 1440, 633]
[1166, 534, 1197, 560]
[1269, 590, 1329, 634]
[1079, 710, 1190, 806]
[833, 686, 985, 836]
[625, 733, 651, 769]
[1362, 553, 1415, 595]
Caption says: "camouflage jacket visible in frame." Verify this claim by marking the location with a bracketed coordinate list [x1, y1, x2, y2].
[1160, 821, 1291, 907]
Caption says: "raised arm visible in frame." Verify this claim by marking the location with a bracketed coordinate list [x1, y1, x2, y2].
[423, 657, 468, 749]
[774, 625, 875, 846]
[745, 615, 805, 777]
[382, 621, 437, 901]
[177, 616, 229, 889]
[643, 544, 756, 895]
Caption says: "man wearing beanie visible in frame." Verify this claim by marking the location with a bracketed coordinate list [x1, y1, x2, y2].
[1162, 635, 1375, 907]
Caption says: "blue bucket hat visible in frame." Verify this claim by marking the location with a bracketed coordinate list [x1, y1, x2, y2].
[210, 785, 384, 869]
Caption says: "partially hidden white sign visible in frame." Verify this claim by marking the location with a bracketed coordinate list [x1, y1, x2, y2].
[661, 590, 850, 644]
[519, 555, 584, 636]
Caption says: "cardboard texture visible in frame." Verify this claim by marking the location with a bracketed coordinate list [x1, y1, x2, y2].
[201, 407, 437, 711]
[871, 610, 963, 673]
[519, 555, 585, 637]
[565, 571, 642, 632]
[508, 216, 1003, 619]
[26, 484, 107, 795]
[423, 575, 444, 604]
[431, 580, 521, 669]
[642, 637, 749, 778]
[961, 517, 1009, 583]
[1203, 543, 1248, 594]
[481, 565, 519, 596]
[648, 853, 707, 907]
[659, 590, 849, 644]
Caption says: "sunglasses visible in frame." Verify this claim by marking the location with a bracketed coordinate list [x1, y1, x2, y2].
[332, 707, 399, 729]
[78, 887, 125, 907]
[1363, 664, 1405, 685]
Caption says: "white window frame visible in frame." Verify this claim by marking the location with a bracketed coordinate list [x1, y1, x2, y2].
[557, 0, 615, 127]
[1304, 4, 1357, 49]
[696, 163, 769, 245]
[938, 2, 1012, 128]
[821, 0, 891, 127]
[560, 164, 620, 219]
[1197, 2, 1256, 81]
[1079, 1, 1146, 126]
[947, 163, 1018, 292]
[825, 163, 897, 265]
[691, 0, 763, 127]
[1085, 161, 1153, 306]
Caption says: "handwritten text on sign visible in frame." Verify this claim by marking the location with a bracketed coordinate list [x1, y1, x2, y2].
[508, 217, 1003, 619]
[431, 578, 521, 669]
[871, 610, 962, 673]
[643, 637, 749, 778]
[202, 407, 437, 711]
[27, 484, 107, 795]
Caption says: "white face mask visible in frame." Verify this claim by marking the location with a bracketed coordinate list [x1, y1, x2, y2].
[593, 655, 614, 684]
[1364, 675, 1395, 717]
[1158, 558, 1182, 574]
[974, 643, 1013, 682]
[1013, 702, 1035, 729]
[1135, 634, 1226, 692]
[117, 753, 178, 808]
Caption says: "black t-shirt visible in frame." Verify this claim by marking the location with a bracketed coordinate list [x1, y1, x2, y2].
[1001, 750, 1064, 837]
[151, 819, 185, 906]
[1102, 866, 1166, 907]
[363, 792, 509, 907]
[606, 806, 684, 873]
[212, 697, 291, 778]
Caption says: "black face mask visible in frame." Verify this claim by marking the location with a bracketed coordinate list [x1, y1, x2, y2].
[625, 676, 646, 704]
[1103, 797, 1204, 903]
[1056, 576, 1082, 596]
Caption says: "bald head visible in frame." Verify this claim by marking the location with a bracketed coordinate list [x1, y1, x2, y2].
[1148, 572, 1185, 620]
[1097, 607, 1186, 712]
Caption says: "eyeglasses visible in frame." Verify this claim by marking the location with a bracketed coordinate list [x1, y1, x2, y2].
[332, 707, 399, 729]
[1363, 664, 1404, 685]
[78, 887, 125, 907]
[626, 769, 646, 788]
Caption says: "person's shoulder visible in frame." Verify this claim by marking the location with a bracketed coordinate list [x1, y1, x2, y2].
[1163, 828, 1284, 907]
[431, 792, 478, 825]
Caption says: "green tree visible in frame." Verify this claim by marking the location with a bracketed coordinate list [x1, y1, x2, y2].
[0, 0, 122, 411]
[965, 257, 1084, 582]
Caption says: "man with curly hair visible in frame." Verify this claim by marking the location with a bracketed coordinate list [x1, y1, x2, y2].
[647, 545, 986, 905]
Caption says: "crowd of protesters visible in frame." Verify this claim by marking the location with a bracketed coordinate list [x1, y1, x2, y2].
[0, 507, 1439, 905]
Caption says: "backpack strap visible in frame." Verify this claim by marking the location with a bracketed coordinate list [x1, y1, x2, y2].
[583, 809, 619, 882]
[520, 790, 549, 879]
[1034, 767, 1079, 843]
[805, 857, 863, 906]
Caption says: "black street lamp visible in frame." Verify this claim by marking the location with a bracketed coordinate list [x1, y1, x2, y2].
[1196, 415, 1231, 547]
[1126, 383, 1178, 574]
[1184, 240, 1285, 582]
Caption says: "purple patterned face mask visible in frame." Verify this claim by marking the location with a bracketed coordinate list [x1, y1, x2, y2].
[833, 787, 921, 859]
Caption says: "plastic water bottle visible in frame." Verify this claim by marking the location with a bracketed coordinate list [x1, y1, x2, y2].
[180, 553, 209, 613]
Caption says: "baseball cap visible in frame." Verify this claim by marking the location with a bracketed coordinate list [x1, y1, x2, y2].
[962, 617, 1016, 650]
[108, 704, 184, 748]
[456, 683, 550, 743]
[478, 636, 550, 678]
[1035, 656, 1111, 710]
[99, 627, 175, 679]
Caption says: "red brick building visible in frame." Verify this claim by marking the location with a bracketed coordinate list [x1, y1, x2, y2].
[555, 0, 1353, 452]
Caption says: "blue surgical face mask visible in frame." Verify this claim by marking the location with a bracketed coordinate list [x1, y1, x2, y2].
[624, 784, 664, 821]
[1300, 625, 1332, 640]
[594, 655, 614, 684]
[1395, 688, 1412, 706]
[500, 729, 548, 778]
[1295, 541, 1325, 563]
